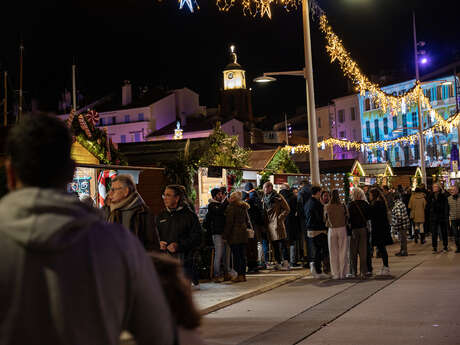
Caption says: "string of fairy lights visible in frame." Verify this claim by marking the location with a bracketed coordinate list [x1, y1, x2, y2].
[175, 0, 458, 152]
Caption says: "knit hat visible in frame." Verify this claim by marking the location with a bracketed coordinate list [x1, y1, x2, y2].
[244, 182, 254, 191]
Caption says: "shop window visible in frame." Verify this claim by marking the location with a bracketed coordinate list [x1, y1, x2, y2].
[350, 107, 356, 121]
[374, 119, 380, 140]
[412, 112, 418, 127]
[338, 110, 345, 123]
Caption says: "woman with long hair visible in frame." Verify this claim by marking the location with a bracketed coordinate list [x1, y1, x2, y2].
[369, 188, 393, 276]
[224, 191, 250, 282]
[324, 190, 349, 279]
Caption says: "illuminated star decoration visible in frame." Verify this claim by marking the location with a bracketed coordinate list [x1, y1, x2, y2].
[179, 0, 199, 12]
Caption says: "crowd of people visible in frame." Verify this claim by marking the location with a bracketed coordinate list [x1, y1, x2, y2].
[2, 113, 460, 344]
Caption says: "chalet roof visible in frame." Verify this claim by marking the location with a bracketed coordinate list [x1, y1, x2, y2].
[247, 148, 279, 171]
[295, 159, 357, 174]
[361, 163, 393, 176]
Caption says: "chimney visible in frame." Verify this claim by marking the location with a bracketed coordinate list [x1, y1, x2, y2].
[122, 80, 132, 106]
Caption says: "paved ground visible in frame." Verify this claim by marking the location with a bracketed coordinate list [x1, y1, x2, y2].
[199, 239, 460, 345]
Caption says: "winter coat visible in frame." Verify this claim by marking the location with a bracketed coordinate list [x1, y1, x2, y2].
[305, 197, 327, 238]
[157, 206, 202, 257]
[428, 192, 449, 224]
[0, 188, 175, 345]
[280, 188, 301, 241]
[224, 200, 250, 245]
[391, 200, 411, 233]
[448, 194, 460, 221]
[408, 192, 426, 223]
[369, 199, 393, 246]
[263, 191, 290, 241]
[107, 192, 160, 251]
[246, 191, 265, 240]
[297, 184, 312, 232]
[204, 199, 227, 235]
[347, 200, 371, 230]
[324, 203, 348, 229]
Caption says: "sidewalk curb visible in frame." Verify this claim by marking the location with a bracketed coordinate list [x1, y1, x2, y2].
[200, 271, 310, 315]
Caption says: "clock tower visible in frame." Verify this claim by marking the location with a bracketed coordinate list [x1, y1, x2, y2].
[220, 45, 254, 124]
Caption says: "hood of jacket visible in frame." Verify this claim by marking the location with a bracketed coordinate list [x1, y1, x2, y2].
[0, 187, 103, 252]
[414, 192, 425, 200]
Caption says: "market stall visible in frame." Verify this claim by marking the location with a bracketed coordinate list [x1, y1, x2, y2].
[360, 162, 394, 187]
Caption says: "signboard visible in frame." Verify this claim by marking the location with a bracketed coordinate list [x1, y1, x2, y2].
[274, 175, 288, 185]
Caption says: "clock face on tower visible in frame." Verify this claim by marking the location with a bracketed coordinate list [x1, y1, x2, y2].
[228, 72, 234, 79]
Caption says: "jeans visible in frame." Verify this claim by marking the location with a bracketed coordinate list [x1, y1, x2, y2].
[212, 234, 229, 277]
[431, 221, 448, 250]
[230, 244, 247, 275]
[451, 220, 460, 249]
[376, 244, 388, 267]
[328, 227, 349, 279]
[350, 227, 368, 276]
[261, 239, 270, 263]
[312, 233, 328, 274]
[273, 239, 289, 264]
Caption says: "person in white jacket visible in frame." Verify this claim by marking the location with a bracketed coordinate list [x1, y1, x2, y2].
[0, 114, 176, 345]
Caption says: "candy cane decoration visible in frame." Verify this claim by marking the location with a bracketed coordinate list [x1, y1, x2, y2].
[67, 109, 76, 128]
[78, 114, 92, 138]
[97, 170, 117, 206]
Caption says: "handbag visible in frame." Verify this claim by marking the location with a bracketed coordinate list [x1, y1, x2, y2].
[246, 209, 255, 239]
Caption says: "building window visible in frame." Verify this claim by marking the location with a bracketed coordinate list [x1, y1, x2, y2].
[125, 115, 130, 122]
[352, 128, 357, 140]
[427, 111, 432, 126]
[120, 135, 126, 143]
[100, 118, 105, 126]
[402, 114, 408, 136]
[393, 116, 397, 131]
[134, 132, 141, 142]
[318, 117, 321, 128]
[404, 146, 410, 162]
[138, 113, 145, 121]
[318, 136, 324, 142]
[383, 118, 388, 135]
[339, 131, 346, 138]
[395, 147, 400, 161]
[436, 86, 443, 100]
[412, 112, 418, 127]
[342, 154, 346, 159]
[414, 144, 420, 160]
[365, 99, 371, 111]
[338, 110, 345, 123]
[448, 84, 454, 98]
[112, 116, 116, 124]
[374, 119, 380, 141]
[385, 149, 390, 161]
[424, 88, 431, 100]
[350, 107, 356, 121]
[106, 117, 112, 125]
[377, 149, 382, 162]
[366, 121, 371, 137]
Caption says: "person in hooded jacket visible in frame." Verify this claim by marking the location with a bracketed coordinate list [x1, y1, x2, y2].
[0, 114, 175, 345]
[279, 183, 301, 267]
[204, 187, 229, 282]
[369, 188, 393, 276]
[158, 185, 203, 289]
[408, 187, 427, 244]
[263, 181, 291, 270]
[428, 183, 450, 253]
[106, 174, 160, 251]
[224, 191, 250, 282]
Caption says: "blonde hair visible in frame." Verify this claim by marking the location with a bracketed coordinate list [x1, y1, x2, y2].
[230, 191, 242, 202]
[351, 187, 367, 202]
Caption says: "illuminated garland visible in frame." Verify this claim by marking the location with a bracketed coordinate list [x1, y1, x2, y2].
[216, 0, 299, 18]
[285, 112, 460, 154]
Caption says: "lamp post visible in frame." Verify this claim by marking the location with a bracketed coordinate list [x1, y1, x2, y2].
[413, 11, 427, 186]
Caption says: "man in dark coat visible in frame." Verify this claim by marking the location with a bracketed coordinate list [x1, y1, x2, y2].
[107, 174, 160, 251]
[204, 187, 229, 282]
[279, 184, 301, 267]
[157, 185, 202, 289]
[244, 182, 265, 272]
[429, 182, 450, 253]
[305, 186, 329, 278]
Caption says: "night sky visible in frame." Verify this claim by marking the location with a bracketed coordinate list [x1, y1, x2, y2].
[1, 0, 460, 124]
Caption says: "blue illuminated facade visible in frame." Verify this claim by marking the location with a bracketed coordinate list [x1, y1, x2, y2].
[359, 76, 458, 167]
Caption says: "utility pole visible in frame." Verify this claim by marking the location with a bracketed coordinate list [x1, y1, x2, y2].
[3, 71, 7, 127]
[18, 41, 24, 122]
[302, 0, 320, 185]
[413, 11, 427, 186]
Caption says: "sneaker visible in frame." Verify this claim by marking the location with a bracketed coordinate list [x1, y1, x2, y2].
[280, 260, 291, 271]
[274, 264, 282, 271]
[443, 248, 449, 253]
[345, 273, 356, 279]
[318, 273, 330, 279]
[365, 271, 373, 277]
[382, 267, 391, 276]
[432, 248, 438, 254]
[192, 283, 201, 291]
